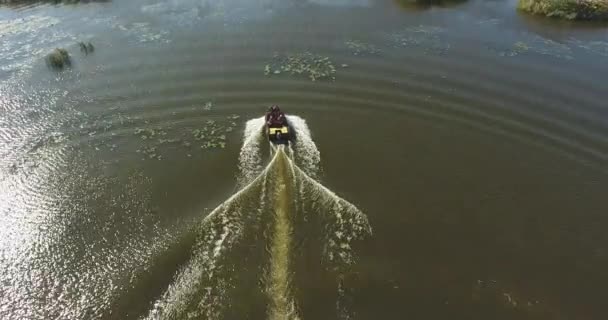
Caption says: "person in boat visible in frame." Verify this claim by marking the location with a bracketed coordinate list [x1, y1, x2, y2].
[265, 105, 286, 127]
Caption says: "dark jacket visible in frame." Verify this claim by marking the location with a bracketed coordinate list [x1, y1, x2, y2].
[266, 111, 286, 127]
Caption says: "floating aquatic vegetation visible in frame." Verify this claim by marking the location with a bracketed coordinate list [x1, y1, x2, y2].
[344, 39, 381, 55]
[496, 41, 530, 57]
[388, 25, 450, 54]
[113, 22, 170, 44]
[125, 114, 241, 161]
[265, 52, 337, 82]
[514, 41, 530, 51]
[134, 133, 180, 159]
[203, 101, 213, 111]
[78, 41, 95, 55]
[157, 138, 181, 144]
[74, 112, 134, 141]
[192, 120, 228, 149]
[134, 127, 167, 140]
[493, 34, 573, 59]
[136, 146, 162, 160]
[46, 48, 71, 70]
[224, 114, 240, 132]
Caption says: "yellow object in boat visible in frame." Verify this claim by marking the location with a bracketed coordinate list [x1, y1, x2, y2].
[268, 126, 289, 135]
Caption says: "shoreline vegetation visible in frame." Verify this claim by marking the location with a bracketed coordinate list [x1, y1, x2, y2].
[518, 0, 608, 21]
[2, 0, 607, 22]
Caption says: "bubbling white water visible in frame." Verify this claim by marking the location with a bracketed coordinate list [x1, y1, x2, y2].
[145, 116, 370, 320]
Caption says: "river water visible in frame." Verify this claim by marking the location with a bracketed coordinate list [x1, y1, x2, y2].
[1, 0, 607, 319]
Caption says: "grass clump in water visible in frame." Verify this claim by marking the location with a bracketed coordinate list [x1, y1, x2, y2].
[46, 48, 71, 70]
[345, 40, 381, 55]
[78, 41, 95, 55]
[518, 0, 608, 20]
[264, 52, 337, 82]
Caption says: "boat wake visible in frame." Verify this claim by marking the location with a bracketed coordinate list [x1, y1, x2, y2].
[145, 115, 371, 320]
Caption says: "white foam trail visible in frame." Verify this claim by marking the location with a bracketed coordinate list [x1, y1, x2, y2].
[288, 155, 371, 268]
[146, 116, 370, 320]
[288, 156, 371, 320]
[145, 156, 281, 320]
[239, 115, 321, 185]
[287, 115, 322, 178]
[267, 149, 300, 320]
[146, 207, 242, 319]
[237, 117, 266, 188]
